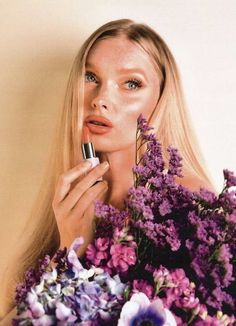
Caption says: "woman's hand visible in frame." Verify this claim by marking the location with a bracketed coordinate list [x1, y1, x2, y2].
[52, 160, 109, 256]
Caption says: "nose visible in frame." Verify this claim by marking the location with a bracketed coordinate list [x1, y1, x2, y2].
[91, 83, 113, 111]
[92, 98, 108, 110]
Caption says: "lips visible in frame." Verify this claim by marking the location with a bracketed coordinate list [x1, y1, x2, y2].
[85, 115, 113, 134]
[85, 115, 113, 127]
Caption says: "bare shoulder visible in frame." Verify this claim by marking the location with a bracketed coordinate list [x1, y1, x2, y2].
[0, 307, 17, 325]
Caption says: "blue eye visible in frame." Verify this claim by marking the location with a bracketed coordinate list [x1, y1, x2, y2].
[126, 79, 142, 90]
[85, 72, 97, 83]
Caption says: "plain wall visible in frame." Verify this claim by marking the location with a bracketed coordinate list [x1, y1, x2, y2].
[0, 0, 235, 316]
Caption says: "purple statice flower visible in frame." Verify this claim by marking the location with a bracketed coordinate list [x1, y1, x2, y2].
[125, 185, 154, 220]
[168, 183, 193, 210]
[223, 169, 236, 188]
[134, 219, 155, 244]
[154, 220, 181, 251]
[190, 244, 211, 278]
[15, 267, 38, 305]
[137, 113, 154, 133]
[132, 164, 151, 180]
[94, 200, 121, 220]
[133, 117, 165, 186]
[118, 292, 177, 326]
[194, 312, 236, 326]
[15, 283, 28, 307]
[196, 187, 217, 205]
[219, 189, 236, 207]
[53, 247, 67, 271]
[108, 242, 137, 273]
[217, 244, 234, 286]
[94, 200, 128, 236]
[159, 198, 172, 216]
[206, 286, 235, 311]
[167, 145, 183, 178]
[142, 137, 165, 174]
[148, 174, 163, 188]
[38, 255, 51, 277]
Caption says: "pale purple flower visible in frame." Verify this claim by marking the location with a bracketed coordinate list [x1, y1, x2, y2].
[67, 237, 84, 275]
[27, 291, 45, 318]
[55, 302, 73, 321]
[118, 292, 176, 326]
[32, 315, 55, 326]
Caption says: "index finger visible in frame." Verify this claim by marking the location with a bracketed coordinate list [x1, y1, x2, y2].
[53, 160, 92, 205]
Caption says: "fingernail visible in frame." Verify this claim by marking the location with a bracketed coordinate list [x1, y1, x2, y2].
[101, 161, 110, 169]
[83, 160, 92, 168]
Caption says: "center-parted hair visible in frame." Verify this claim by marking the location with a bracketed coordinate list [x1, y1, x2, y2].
[2, 19, 214, 314]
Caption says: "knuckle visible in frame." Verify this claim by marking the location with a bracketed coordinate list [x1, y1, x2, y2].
[58, 173, 67, 183]
[86, 190, 95, 199]
[52, 199, 57, 209]
[92, 166, 103, 178]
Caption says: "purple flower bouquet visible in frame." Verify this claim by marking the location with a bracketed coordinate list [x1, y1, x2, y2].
[13, 115, 236, 325]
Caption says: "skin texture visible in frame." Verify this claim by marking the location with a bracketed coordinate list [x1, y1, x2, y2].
[83, 36, 161, 209]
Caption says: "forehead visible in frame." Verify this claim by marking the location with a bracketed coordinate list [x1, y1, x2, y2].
[85, 36, 155, 72]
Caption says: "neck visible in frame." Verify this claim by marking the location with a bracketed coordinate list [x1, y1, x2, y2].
[98, 145, 136, 210]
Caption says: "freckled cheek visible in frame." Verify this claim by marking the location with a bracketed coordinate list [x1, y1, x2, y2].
[120, 94, 147, 112]
[115, 111, 140, 140]
[122, 95, 153, 120]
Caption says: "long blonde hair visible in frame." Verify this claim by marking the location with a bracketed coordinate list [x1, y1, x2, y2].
[2, 18, 214, 314]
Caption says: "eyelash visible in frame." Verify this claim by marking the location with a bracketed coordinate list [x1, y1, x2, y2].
[84, 72, 143, 90]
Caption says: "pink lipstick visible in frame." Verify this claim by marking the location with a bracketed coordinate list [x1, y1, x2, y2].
[82, 125, 103, 181]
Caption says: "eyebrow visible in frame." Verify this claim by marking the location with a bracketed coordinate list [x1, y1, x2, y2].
[85, 62, 148, 81]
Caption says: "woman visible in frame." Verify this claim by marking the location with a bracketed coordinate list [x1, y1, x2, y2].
[1, 18, 214, 322]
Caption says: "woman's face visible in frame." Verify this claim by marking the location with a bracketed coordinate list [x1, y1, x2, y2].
[83, 36, 161, 153]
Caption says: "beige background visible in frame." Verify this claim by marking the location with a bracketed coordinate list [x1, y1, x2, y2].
[0, 0, 236, 315]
